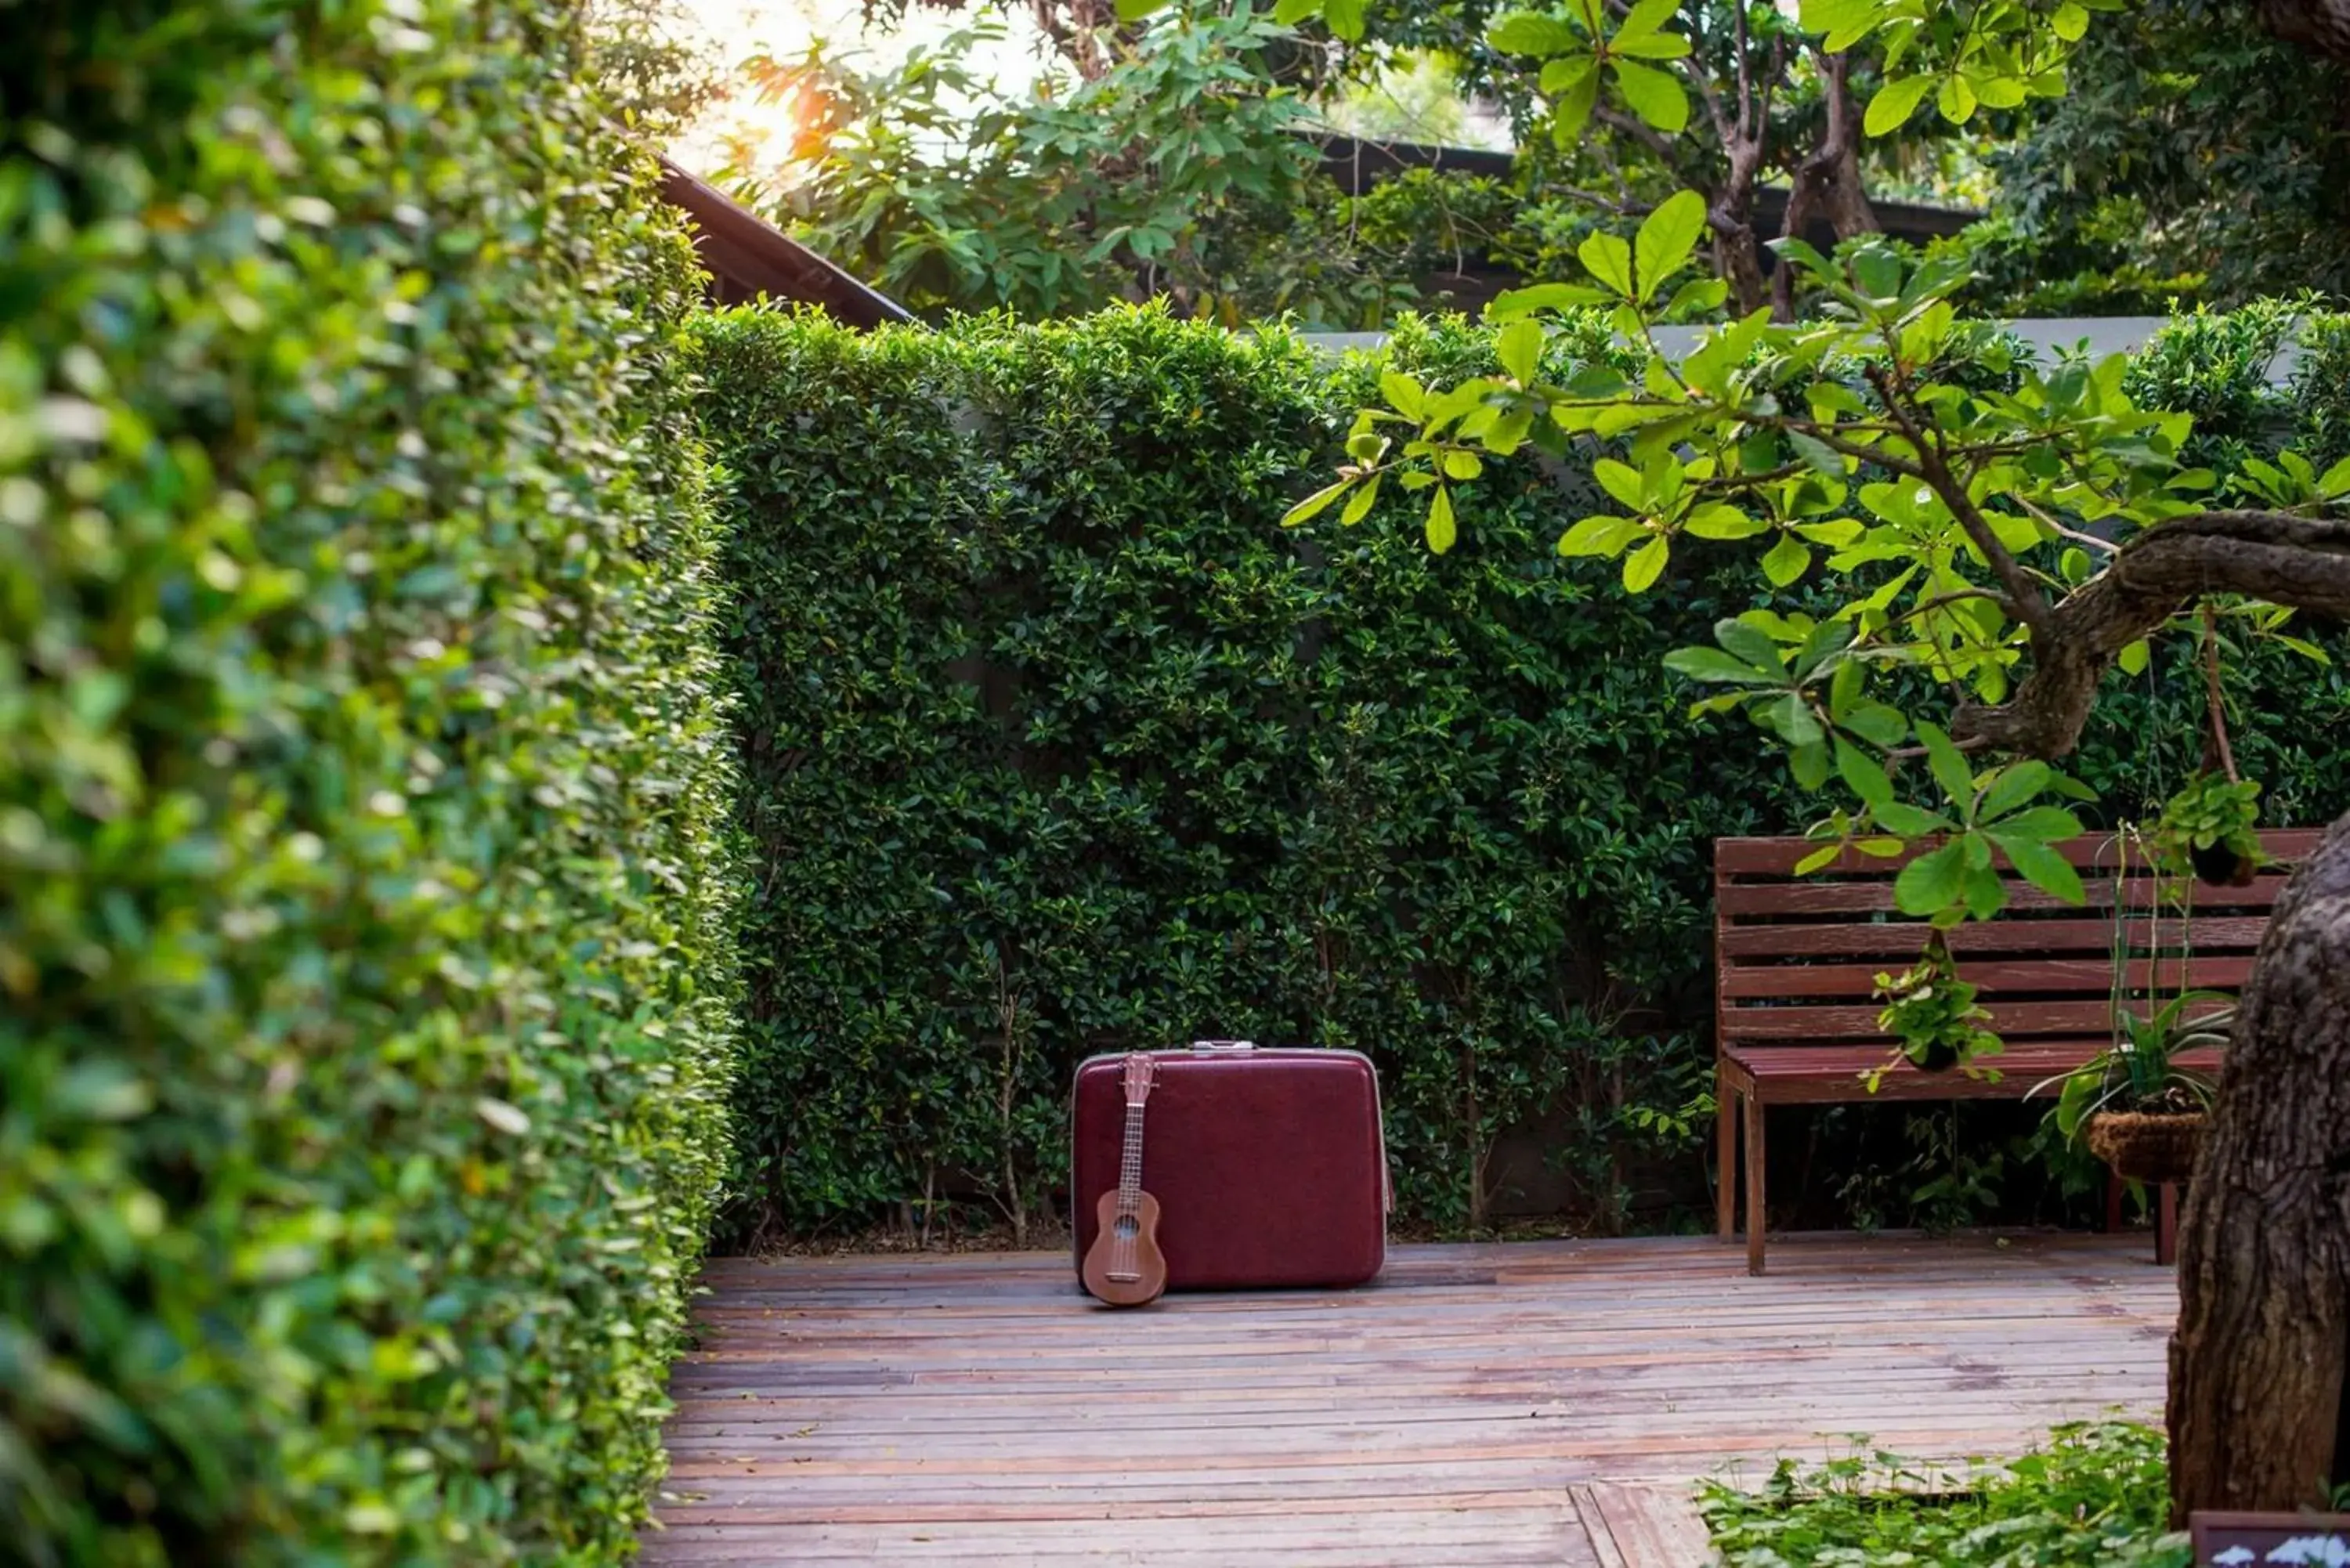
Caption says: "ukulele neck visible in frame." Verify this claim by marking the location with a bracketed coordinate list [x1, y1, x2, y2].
[1116, 1098, 1147, 1211]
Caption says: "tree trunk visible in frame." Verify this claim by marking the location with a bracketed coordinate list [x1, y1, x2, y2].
[2168, 805, 2350, 1523]
[1712, 214, 1769, 318]
[1771, 52, 1880, 320]
[2253, 0, 2350, 63]
[1710, 137, 1770, 318]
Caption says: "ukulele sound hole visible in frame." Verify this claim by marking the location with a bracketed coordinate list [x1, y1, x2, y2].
[1113, 1216, 1139, 1241]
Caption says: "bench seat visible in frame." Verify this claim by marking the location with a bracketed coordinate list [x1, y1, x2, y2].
[1714, 829, 2323, 1274]
[1722, 1041, 2223, 1105]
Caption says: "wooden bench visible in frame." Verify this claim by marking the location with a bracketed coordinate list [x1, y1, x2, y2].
[1713, 829, 2322, 1274]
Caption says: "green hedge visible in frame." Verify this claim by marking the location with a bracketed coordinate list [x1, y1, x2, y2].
[693, 305, 2350, 1245]
[691, 303, 2350, 1241]
[3, 2, 739, 1563]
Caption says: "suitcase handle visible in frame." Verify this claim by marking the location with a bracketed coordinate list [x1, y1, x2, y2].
[1188, 1039, 1255, 1052]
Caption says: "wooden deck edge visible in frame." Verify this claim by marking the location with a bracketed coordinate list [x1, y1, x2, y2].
[1571, 1482, 1716, 1568]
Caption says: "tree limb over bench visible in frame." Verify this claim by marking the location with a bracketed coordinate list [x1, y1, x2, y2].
[1713, 829, 2325, 1274]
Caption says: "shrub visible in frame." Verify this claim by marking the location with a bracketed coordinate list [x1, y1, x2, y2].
[692, 304, 2350, 1246]
[2, 0, 739, 1562]
[1699, 1422, 2189, 1567]
[2294, 312, 2350, 471]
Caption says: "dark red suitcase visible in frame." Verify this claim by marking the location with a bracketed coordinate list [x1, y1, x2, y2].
[1070, 1041, 1388, 1292]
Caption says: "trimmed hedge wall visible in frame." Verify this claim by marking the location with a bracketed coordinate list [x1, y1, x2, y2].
[696, 305, 2350, 1245]
[4, 1, 738, 1563]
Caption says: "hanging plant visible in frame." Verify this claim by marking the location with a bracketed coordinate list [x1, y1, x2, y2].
[2153, 604, 2266, 887]
[1870, 930, 2004, 1079]
[2153, 771, 2265, 887]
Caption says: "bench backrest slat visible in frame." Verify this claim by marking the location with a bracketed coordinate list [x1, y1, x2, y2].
[1715, 829, 2322, 1057]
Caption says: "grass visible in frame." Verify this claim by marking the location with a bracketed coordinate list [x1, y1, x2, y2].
[1698, 1422, 2193, 1566]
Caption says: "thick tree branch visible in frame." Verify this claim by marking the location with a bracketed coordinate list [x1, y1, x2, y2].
[1953, 511, 2350, 758]
[1864, 364, 2056, 639]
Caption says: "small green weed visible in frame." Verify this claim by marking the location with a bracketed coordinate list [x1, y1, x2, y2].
[1700, 1422, 2191, 1566]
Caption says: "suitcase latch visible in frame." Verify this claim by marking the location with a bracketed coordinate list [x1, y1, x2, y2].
[1188, 1039, 1256, 1052]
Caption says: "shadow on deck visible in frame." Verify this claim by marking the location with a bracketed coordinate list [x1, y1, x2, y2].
[643, 1231, 2175, 1566]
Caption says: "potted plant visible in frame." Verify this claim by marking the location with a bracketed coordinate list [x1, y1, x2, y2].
[1870, 931, 2003, 1079]
[2035, 991, 2229, 1184]
[2152, 771, 2265, 888]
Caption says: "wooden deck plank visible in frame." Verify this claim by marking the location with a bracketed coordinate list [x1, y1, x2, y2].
[1573, 1482, 1715, 1568]
[642, 1231, 2177, 1566]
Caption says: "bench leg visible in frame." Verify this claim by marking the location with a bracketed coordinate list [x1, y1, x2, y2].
[1716, 1076, 1737, 1241]
[1744, 1090, 1766, 1276]
[2157, 1183, 2179, 1266]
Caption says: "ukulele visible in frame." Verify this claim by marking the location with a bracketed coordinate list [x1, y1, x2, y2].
[1080, 1053, 1169, 1307]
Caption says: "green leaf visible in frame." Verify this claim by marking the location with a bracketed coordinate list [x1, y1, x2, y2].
[1838, 701, 1908, 750]
[1632, 189, 1707, 302]
[1683, 503, 1766, 540]
[2117, 638, 2151, 677]
[1760, 692, 1824, 746]
[1559, 514, 1644, 556]
[1489, 280, 1611, 318]
[1497, 319, 1545, 384]
[1864, 74, 1935, 136]
[1611, 0, 1679, 42]
[2319, 453, 2350, 498]
[2280, 635, 2333, 664]
[1836, 739, 1894, 807]
[1788, 431, 1846, 478]
[1282, 480, 1350, 526]
[1426, 485, 1457, 553]
[1714, 617, 1786, 674]
[1340, 475, 1381, 526]
[1996, 806, 2085, 842]
[1664, 647, 1781, 685]
[1760, 533, 1811, 586]
[1893, 842, 1967, 916]
[1622, 533, 1670, 591]
[1323, 0, 1365, 39]
[1611, 27, 1690, 58]
[1916, 721, 1976, 815]
[1936, 73, 1978, 124]
[1989, 833, 2088, 906]
[1552, 60, 1603, 143]
[1272, 0, 1318, 20]
[1798, 0, 1876, 37]
[1661, 276, 1730, 319]
[1488, 11, 1579, 54]
[1963, 864, 2007, 921]
[1593, 457, 1646, 509]
[1979, 761, 2051, 822]
[1578, 231, 1636, 297]
[1114, 0, 1164, 20]
[1875, 800, 1952, 837]
[1379, 370, 1426, 420]
[2052, 1, 2091, 40]
[1795, 843, 1843, 876]
[1609, 58, 1689, 133]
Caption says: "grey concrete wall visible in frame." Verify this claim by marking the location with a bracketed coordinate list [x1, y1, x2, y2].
[1299, 316, 2308, 385]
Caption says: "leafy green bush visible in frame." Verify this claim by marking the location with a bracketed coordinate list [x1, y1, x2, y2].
[693, 303, 2350, 1245]
[2294, 312, 2350, 471]
[1700, 1422, 2189, 1567]
[2, 1, 739, 1562]
[693, 306, 1795, 1237]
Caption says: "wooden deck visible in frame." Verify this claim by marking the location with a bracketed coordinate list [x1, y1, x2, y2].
[643, 1232, 2177, 1566]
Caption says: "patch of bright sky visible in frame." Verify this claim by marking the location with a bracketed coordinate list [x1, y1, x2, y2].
[668, 0, 1513, 179]
[669, 0, 1064, 176]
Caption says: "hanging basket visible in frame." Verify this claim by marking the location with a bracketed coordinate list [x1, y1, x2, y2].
[2085, 1111, 2206, 1185]
[1909, 1039, 1962, 1074]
